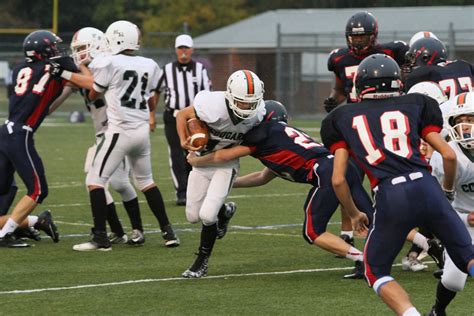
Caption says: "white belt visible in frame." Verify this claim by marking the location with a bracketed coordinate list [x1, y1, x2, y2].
[391, 172, 423, 185]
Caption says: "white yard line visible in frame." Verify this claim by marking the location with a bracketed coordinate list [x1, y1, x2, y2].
[0, 261, 432, 295]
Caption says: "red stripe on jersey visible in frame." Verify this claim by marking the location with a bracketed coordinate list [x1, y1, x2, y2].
[329, 140, 348, 154]
[26, 79, 62, 128]
[243, 70, 254, 94]
[259, 149, 315, 172]
[421, 125, 442, 139]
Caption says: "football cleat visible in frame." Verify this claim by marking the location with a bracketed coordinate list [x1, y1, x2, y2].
[108, 232, 129, 244]
[182, 254, 209, 278]
[335, 234, 355, 258]
[0, 233, 31, 248]
[14, 227, 42, 241]
[401, 256, 427, 272]
[161, 225, 180, 247]
[343, 260, 365, 279]
[217, 202, 237, 239]
[73, 229, 111, 251]
[127, 229, 145, 245]
[34, 210, 60, 243]
[428, 306, 446, 316]
[72, 241, 112, 252]
[428, 238, 445, 269]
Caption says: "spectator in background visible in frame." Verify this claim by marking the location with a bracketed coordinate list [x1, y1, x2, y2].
[154, 34, 211, 206]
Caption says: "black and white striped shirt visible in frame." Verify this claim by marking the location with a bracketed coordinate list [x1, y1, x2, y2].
[156, 60, 211, 110]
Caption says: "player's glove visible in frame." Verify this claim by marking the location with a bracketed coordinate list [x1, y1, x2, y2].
[48, 61, 72, 80]
[442, 186, 455, 202]
[323, 97, 338, 113]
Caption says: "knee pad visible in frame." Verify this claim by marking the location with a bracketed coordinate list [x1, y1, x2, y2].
[110, 179, 137, 201]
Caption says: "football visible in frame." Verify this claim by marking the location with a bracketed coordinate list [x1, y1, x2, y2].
[187, 118, 209, 148]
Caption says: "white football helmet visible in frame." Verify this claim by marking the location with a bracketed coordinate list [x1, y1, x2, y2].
[444, 92, 474, 149]
[409, 31, 439, 47]
[70, 27, 109, 65]
[105, 20, 140, 55]
[225, 70, 264, 119]
[407, 81, 448, 105]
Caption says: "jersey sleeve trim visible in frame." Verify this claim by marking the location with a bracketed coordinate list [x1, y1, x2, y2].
[421, 125, 442, 139]
[93, 81, 107, 93]
[329, 140, 348, 154]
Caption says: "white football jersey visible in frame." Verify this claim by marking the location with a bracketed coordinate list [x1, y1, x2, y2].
[430, 141, 474, 213]
[193, 91, 265, 153]
[90, 54, 160, 130]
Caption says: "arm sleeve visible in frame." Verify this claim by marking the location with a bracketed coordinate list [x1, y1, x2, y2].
[420, 95, 443, 138]
[90, 57, 112, 93]
[321, 113, 348, 153]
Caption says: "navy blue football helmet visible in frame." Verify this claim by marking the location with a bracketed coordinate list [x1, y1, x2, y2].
[264, 100, 288, 123]
[405, 37, 447, 68]
[345, 11, 378, 55]
[355, 54, 402, 99]
[23, 30, 62, 62]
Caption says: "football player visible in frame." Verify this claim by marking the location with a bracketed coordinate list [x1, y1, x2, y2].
[64, 27, 146, 245]
[186, 100, 374, 279]
[404, 37, 474, 98]
[428, 92, 474, 316]
[0, 30, 77, 247]
[176, 70, 265, 278]
[64, 20, 179, 251]
[324, 11, 409, 247]
[321, 53, 474, 316]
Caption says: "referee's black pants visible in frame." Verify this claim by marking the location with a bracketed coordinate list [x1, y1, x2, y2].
[163, 109, 191, 200]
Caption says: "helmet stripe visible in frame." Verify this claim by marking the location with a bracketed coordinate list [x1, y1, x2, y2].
[423, 31, 431, 38]
[457, 92, 467, 105]
[243, 70, 254, 94]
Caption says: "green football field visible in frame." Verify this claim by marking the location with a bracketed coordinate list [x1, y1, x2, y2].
[0, 93, 472, 315]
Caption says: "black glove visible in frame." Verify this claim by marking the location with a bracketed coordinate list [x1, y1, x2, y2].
[48, 61, 65, 78]
[323, 97, 338, 113]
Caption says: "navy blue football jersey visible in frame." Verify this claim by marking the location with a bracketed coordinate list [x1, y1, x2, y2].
[327, 41, 408, 102]
[320, 94, 442, 187]
[8, 56, 77, 131]
[404, 60, 474, 99]
[243, 121, 330, 184]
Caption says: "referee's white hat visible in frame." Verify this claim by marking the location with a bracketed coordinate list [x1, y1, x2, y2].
[175, 34, 193, 48]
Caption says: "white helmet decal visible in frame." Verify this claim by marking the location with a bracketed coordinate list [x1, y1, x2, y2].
[105, 20, 140, 55]
[225, 70, 264, 119]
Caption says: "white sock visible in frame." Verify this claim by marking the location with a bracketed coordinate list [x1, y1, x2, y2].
[341, 230, 353, 238]
[412, 233, 429, 251]
[402, 307, 420, 316]
[0, 218, 20, 238]
[345, 246, 363, 261]
[28, 216, 38, 227]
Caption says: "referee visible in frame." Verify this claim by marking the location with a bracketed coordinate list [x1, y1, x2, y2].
[155, 34, 211, 206]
